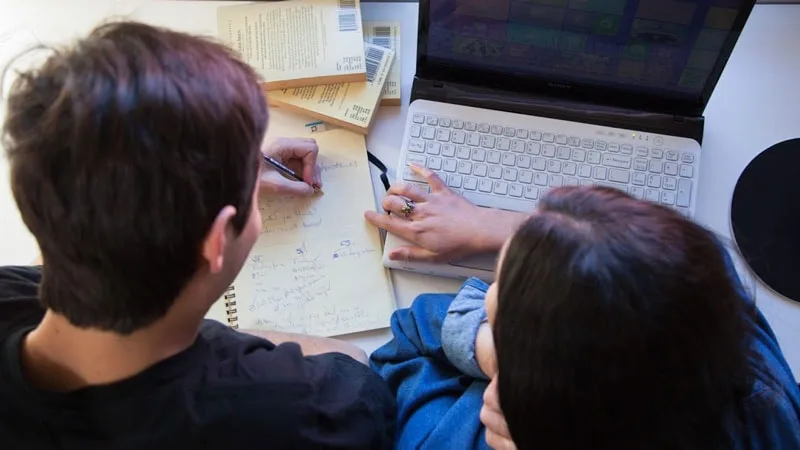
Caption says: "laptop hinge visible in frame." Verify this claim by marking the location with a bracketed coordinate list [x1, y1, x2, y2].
[411, 77, 705, 145]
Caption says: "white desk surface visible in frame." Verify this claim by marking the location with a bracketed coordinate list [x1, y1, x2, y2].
[1, 1, 799, 375]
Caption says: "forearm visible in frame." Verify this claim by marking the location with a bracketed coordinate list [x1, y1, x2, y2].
[473, 209, 528, 254]
[240, 329, 368, 364]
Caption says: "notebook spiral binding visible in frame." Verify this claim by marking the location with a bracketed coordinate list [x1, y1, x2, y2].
[223, 285, 239, 329]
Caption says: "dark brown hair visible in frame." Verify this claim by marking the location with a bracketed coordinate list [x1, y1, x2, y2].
[2, 22, 267, 334]
[494, 186, 753, 450]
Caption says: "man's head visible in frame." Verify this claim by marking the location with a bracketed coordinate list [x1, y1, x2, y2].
[485, 186, 753, 450]
[2, 22, 267, 334]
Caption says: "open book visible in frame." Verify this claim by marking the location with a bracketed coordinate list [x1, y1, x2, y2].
[208, 111, 395, 337]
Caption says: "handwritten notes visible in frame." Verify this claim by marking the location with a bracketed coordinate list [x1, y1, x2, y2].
[227, 127, 395, 337]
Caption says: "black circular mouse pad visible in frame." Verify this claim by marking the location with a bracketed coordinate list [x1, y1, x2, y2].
[731, 138, 800, 303]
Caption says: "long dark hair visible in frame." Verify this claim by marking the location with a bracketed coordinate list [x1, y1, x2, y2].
[493, 186, 753, 450]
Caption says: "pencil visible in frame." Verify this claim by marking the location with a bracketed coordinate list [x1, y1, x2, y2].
[262, 154, 320, 192]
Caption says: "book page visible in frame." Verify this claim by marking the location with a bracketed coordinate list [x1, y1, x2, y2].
[217, 0, 367, 90]
[363, 21, 401, 105]
[230, 126, 395, 337]
[267, 43, 394, 134]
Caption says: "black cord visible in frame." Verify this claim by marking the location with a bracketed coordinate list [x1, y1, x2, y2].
[367, 151, 391, 191]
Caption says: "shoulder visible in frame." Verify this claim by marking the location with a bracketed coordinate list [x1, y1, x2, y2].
[0, 266, 45, 339]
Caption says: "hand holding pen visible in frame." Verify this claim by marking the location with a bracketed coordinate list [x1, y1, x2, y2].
[260, 137, 322, 196]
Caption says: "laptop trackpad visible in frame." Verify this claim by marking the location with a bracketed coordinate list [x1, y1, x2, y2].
[449, 253, 498, 272]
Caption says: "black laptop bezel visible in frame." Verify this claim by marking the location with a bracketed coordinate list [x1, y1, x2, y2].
[415, 0, 756, 117]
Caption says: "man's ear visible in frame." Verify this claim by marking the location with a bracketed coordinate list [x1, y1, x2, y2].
[202, 206, 237, 274]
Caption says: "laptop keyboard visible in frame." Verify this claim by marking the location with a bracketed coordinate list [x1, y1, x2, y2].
[402, 113, 697, 217]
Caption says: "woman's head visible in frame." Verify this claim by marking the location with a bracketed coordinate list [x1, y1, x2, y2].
[486, 186, 752, 450]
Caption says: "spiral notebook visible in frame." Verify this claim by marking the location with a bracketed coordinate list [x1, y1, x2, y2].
[207, 111, 396, 337]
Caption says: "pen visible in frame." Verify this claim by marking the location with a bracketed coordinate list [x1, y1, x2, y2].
[262, 154, 320, 192]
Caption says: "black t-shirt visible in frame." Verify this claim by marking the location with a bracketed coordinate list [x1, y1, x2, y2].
[0, 266, 396, 449]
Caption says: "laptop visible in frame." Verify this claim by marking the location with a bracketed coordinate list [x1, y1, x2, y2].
[383, 0, 756, 281]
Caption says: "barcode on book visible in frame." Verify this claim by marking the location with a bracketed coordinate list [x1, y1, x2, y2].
[338, 0, 357, 32]
[365, 46, 386, 82]
[371, 26, 392, 48]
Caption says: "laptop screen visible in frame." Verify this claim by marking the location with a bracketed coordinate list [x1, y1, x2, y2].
[424, 0, 750, 101]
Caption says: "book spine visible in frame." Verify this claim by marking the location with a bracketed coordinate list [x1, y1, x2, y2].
[223, 285, 239, 329]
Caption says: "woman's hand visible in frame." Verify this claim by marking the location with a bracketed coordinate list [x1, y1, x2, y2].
[481, 377, 517, 450]
[364, 165, 527, 262]
[260, 137, 322, 197]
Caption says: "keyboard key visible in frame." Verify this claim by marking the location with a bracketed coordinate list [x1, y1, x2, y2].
[660, 191, 676, 205]
[630, 187, 645, 199]
[530, 130, 542, 141]
[580, 179, 593, 187]
[463, 176, 478, 190]
[543, 133, 555, 143]
[503, 167, 518, 181]
[425, 141, 441, 155]
[602, 153, 631, 169]
[471, 148, 486, 162]
[608, 168, 630, 183]
[422, 127, 436, 140]
[436, 128, 451, 142]
[564, 176, 579, 186]
[547, 160, 562, 173]
[562, 162, 577, 175]
[621, 144, 633, 155]
[664, 162, 678, 176]
[502, 153, 516, 166]
[412, 114, 425, 124]
[647, 174, 662, 188]
[542, 144, 556, 157]
[457, 147, 471, 159]
[517, 155, 532, 169]
[526, 142, 541, 155]
[595, 141, 607, 150]
[510, 184, 523, 197]
[467, 133, 481, 147]
[448, 174, 462, 188]
[524, 186, 538, 199]
[426, 156, 441, 170]
[407, 153, 426, 166]
[519, 170, 533, 184]
[481, 135, 496, 149]
[593, 166, 607, 180]
[463, 191, 536, 212]
[649, 160, 663, 173]
[452, 119, 464, 129]
[578, 165, 592, 178]
[582, 139, 594, 149]
[516, 129, 529, 139]
[632, 172, 646, 186]
[497, 137, 511, 151]
[511, 140, 526, 153]
[488, 151, 501, 164]
[568, 136, 581, 147]
[426, 116, 438, 125]
[681, 152, 695, 163]
[458, 161, 472, 175]
[680, 164, 694, 178]
[491, 125, 503, 135]
[677, 179, 692, 207]
[410, 125, 421, 138]
[494, 180, 509, 195]
[478, 179, 493, 193]
[651, 148, 663, 159]
[438, 117, 451, 127]
[665, 150, 679, 161]
[550, 174, 563, 187]
[633, 158, 648, 171]
[478, 123, 490, 133]
[465, 121, 477, 131]
[532, 157, 546, 171]
[663, 177, 677, 190]
[556, 135, 568, 145]
[587, 151, 601, 165]
[442, 144, 456, 157]
[557, 146, 571, 160]
[572, 148, 586, 162]
[503, 127, 516, 137]
[646, 189, 660, 202]
[636, 147, 649, 157]
[608, 143, 620, 152]
[443, 159, 457, 172]
[404, 167, 427, 183]
[489, 166, 502, 179]
[474, 163, 488, 177]
[408, 139, 425, 153]
[451, 130, 466, 144]
[534, 172, 548, 186]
